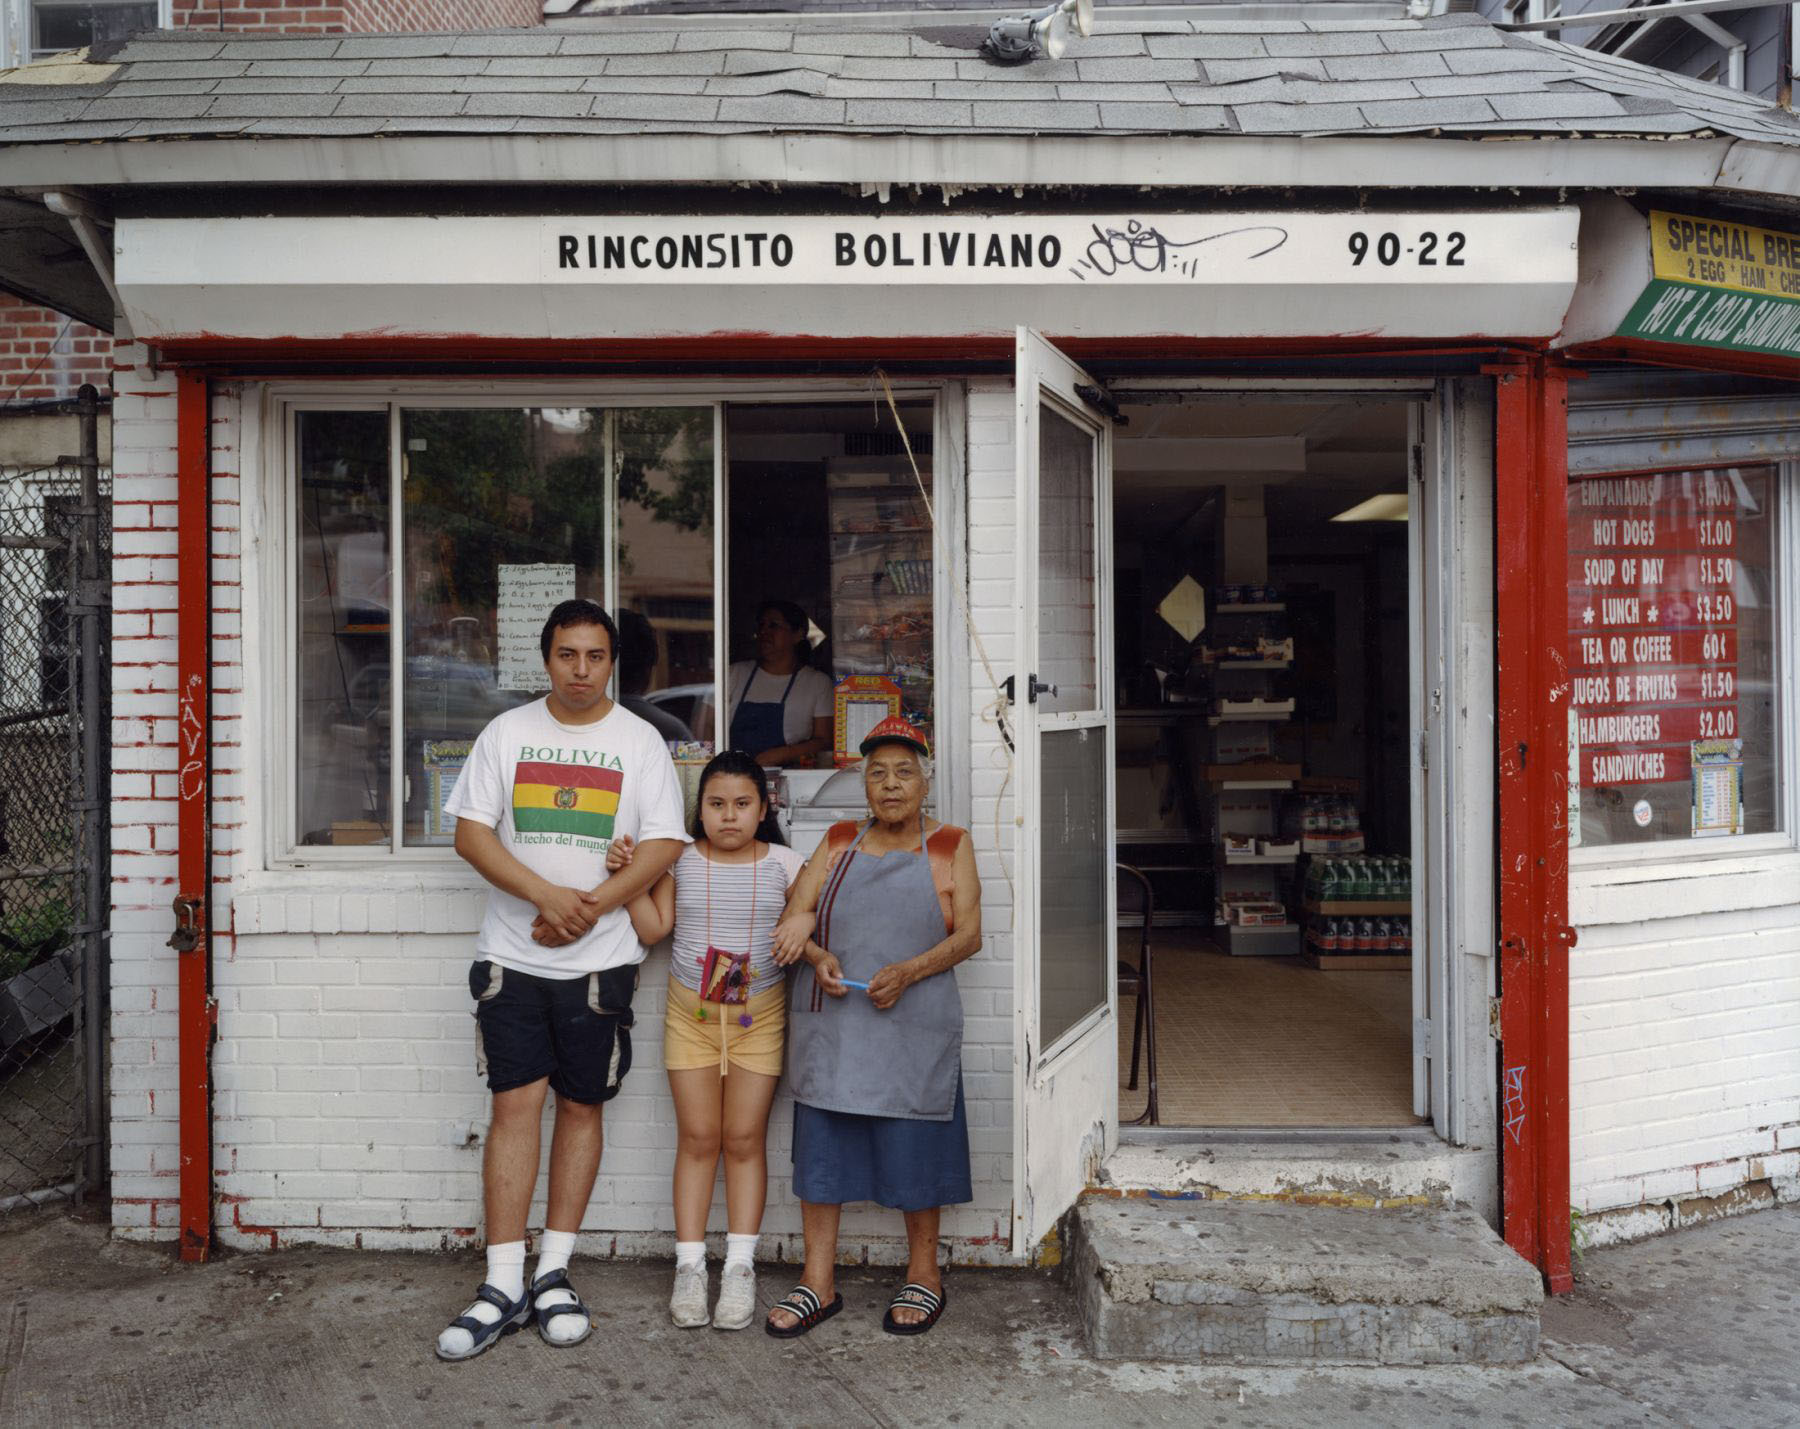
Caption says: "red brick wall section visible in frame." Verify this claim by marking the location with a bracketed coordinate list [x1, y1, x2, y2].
[0, 294, 111, 403]
[169, 0, 540, 31]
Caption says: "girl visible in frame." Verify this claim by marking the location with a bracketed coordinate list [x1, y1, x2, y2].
[608, 750, 807, 1330]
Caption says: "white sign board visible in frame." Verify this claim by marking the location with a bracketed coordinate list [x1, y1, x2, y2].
[497, 563, 575, 691]
[540, 214, 1520, 286]
[115, 210, 1582, 343]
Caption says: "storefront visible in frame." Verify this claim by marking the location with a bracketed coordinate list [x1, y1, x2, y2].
[2, 8, 1796, 1291]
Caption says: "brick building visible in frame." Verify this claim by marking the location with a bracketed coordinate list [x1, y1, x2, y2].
[3, 0, 538, 65]
[0, 296, 108, 404]
[1, 4, 1798, 1309]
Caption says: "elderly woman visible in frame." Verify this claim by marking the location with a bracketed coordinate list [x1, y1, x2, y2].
[763, 716, 981, 1339]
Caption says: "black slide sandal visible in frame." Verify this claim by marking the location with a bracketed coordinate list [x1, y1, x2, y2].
[765, 1284, 844, 1339]
[881, 1282, 946, 1337]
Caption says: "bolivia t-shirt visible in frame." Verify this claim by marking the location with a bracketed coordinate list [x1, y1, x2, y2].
[445, 696, 690, 978]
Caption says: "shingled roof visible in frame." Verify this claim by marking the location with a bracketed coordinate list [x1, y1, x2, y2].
[3, 7, 1799, 146]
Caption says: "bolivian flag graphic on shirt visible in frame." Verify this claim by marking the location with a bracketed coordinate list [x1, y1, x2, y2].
[512, 760, 623, 841]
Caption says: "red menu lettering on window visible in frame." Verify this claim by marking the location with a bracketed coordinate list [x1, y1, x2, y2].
[1567, 469, 1751, 788]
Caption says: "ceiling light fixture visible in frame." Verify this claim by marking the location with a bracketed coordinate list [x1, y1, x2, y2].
[982, 0, 1094, 65]
[1330, 492, 1411, 523]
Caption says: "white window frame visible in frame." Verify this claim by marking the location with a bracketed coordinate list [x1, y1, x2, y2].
[1568, 457, 1799, 872]
[260, 378, 959, 870]
[1, 0, 170, 68]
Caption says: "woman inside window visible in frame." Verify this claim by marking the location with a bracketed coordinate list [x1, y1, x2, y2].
[723, 600, 834, 767]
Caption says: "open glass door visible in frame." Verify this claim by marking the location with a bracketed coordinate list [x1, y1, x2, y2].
[1011, 329, 1118, 1254]
[1412, 388, 1459, 1142]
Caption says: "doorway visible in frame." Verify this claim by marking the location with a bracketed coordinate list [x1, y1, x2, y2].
[1111, 392, 1427, 1129]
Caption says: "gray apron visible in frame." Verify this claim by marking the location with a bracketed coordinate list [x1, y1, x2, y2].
[787, 822, 962, 1121]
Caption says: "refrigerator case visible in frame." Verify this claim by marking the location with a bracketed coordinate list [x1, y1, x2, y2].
[826, 460, 934, 748]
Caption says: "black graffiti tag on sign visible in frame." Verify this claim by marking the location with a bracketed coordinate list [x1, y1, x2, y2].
[1069, 220, 1290, 281]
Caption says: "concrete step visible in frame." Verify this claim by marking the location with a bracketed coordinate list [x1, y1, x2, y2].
[1067, 1194, 1543, 1365]
[1100, 1135, 1494, 1211]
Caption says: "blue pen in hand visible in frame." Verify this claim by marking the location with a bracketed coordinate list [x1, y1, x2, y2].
[839, 978, 871, 991]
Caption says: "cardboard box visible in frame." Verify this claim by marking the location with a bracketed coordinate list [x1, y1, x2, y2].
[1234, 901, 1290, 927]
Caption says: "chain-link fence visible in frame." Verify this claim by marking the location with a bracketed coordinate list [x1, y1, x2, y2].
[0, 390, 109, 1213]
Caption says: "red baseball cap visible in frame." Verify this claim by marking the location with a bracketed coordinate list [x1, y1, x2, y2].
[858, 715, 931, 760]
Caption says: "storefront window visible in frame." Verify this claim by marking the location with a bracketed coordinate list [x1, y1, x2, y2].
[295, 411, 392, 847]
[1568, 465, 1782, 848]
[400, 408, 609, 847]
[292, 403, 716, 853]
[615, 407, 716, 742]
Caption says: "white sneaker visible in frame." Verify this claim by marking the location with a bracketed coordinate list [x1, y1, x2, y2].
[670, 1262, 710, 1328]
[713, 1262, 756, 1331]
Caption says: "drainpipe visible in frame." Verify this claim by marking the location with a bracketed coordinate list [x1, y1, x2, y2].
[42, 192, 133, 342]
[172, 371, 214, 1262]
[49, 190, 215, 1257]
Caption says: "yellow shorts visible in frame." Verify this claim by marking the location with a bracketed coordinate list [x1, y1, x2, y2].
[662, 975, 786, 1078]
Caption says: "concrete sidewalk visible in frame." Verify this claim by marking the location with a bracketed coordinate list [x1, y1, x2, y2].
[1, 1205, 1796, 1427]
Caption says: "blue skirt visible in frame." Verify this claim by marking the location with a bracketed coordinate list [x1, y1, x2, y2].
[791, 1074, 972, 1212]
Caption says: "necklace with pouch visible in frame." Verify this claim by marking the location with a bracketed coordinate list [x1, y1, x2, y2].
[698, 846, 757, 1030]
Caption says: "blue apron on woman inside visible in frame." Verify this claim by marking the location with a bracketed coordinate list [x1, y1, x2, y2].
[728, 667, 801, 760]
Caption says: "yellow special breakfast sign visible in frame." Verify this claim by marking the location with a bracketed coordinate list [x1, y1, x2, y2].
[1650, 210, 1800, 298]
[1619, 210, 1800, 357]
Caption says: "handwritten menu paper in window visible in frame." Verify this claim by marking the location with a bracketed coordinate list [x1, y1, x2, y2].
[497, 563, 576, 690]
[1568, 467, 1771, 843]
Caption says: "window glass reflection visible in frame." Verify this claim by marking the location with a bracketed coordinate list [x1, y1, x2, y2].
[400, 408, 608, 846]
[615, 408, 716, 745]
[296, 410, 391, 847]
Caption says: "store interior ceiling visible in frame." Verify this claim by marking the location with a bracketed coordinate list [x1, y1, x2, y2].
[725, 397, 931, 463]
[1114, 397, 1411, 535]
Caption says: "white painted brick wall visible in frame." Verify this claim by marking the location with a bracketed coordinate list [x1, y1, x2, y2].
[107, 344, 187, 1235]
[113, 378, 1026, 1260]
[1570, 898, 1800, 1246]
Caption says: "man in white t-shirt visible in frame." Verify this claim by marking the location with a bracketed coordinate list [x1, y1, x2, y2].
[434, 599, 689, 1362]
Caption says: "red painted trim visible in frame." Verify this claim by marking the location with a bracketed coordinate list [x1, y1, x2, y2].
[1492, 355, 1575, 1295]
[1562, 337, 1800, 384]
[176, 370, 213, 1263]
[142, 332, 1549, 372]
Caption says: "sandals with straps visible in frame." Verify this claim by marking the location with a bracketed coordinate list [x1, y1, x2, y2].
[764, 1283, 844, 1339]
[881, 1282, 947, 1337]
[529, 1266, 593, 1348]
[435, 1282, 532, 1362]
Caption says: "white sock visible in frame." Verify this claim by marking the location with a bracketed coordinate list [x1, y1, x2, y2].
[675, 1239, 707, 1271]
[487, 1240, 528, 1302]
[532, 1228, 586, 1346]
[436, 1240, 526, 1358]
[535, 1228, 577, 1280]
[724, 1233, 759, 1272]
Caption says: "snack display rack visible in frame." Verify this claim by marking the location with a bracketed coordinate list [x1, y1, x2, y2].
[1207, 596, 1302, 956]
[826, 460, 934, 747]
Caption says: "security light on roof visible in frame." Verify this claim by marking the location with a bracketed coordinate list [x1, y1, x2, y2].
[982, 0, 1094, 65]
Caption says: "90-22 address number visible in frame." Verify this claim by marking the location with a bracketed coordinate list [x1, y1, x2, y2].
[1349, 231, 1466, 267]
